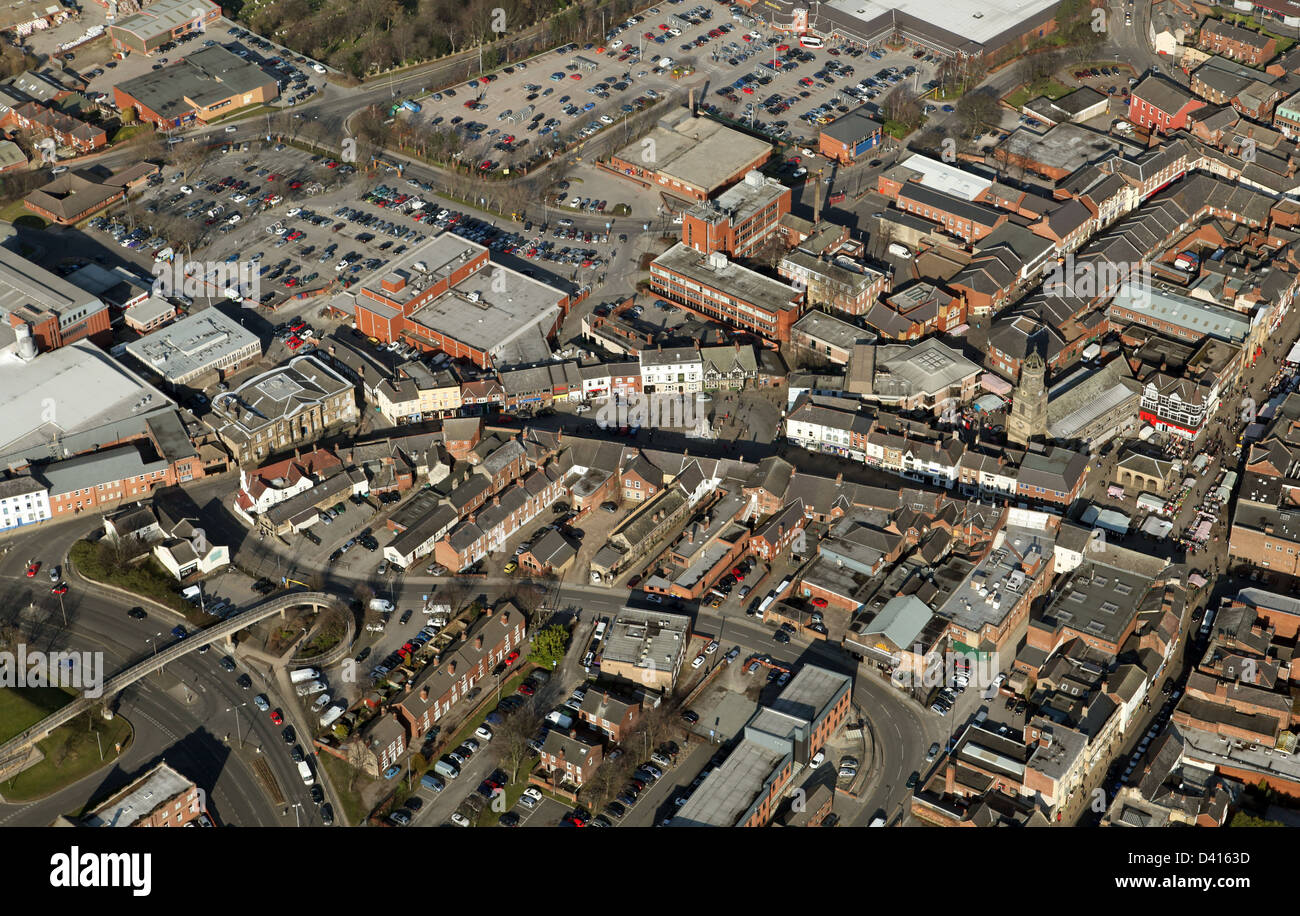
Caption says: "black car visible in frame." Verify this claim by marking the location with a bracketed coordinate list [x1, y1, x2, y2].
[499, 811, 520, 827]
[309, 785, 324, 804]
[773, 630, 791, 644]
[399, 610, 413, 625]
[282, 726, 296, 745]
[320, 803, 334, 826]
[604, 801, 626, 819]
[406, 796, 423, 812]
[354, 647, 372, 664]
[220, 656, 237, 672]
[906, 770, 920, 789]
[681, 710, 699, 724]
[127, 607, 147, 620]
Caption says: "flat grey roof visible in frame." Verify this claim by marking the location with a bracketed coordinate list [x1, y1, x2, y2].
[0, 340, 174, 463]
[671, 733, 788, 826]
[935, 524, 1055, 634]
[125, 305, 261, 382]
[602, 607, 691, 670]
[652, 243, 799, 317]
[823, 0, 1060, 46]
[84, 762, 195, 826]
[615, 113, 771, 192]
[792, 309, 874, 350]
[689, 170, 789, 226]
[110, 0, 218, 39]
[768, 664, 851, 724]
[408, 265, 564, 358]
[0, 244, 104, 323]
[875, 338, 980, 397]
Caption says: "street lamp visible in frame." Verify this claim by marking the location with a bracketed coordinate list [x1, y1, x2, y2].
[291, 802, 304, 827]
[226, 702, 248, 748]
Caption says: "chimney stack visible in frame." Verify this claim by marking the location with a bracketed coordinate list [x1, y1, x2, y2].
[475, 635, 484, 649]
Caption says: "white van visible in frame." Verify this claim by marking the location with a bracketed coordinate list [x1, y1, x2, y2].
[887, 242, 912, 259]
[369, 598, 395, 613]
[319, 704, 345, 728]
[297, 760, 315, 786]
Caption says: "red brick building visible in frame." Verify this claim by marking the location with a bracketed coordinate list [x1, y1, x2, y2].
[649, 243, 804, 343]
[1198, 18, 1276, 66]
[1129, 75, 1206, 133]
[681, 171, 791, 257]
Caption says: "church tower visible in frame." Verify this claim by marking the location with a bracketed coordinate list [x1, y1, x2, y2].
[1007, 349, 1047, 446]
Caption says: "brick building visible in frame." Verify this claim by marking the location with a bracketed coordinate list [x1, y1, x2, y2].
[649, 244, 804, 343]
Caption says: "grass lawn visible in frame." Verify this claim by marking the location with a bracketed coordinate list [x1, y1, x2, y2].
[0, 687, 73, 744]
[1006, 79, 1071, 111]
[69, 540, 198, 619]
[0, 198, 34, 226]
[2, 705, 133, 804]
[441, 668, 534, 755]
[111, 123, 148, 144]
[316, 749, 373, 826]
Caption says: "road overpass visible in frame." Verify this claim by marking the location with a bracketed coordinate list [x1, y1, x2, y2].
[0, 590, 346, 777]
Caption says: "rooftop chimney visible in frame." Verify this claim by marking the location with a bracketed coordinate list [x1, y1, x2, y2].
[420, 686, 429, 701]
[475, 635, 484, 650]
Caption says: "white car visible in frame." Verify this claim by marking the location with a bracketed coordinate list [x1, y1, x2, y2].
[705, 640, 719, 655]
[226, 214, 242, 224]
[449, 812, 471, 827]
[179, 185, 193, 194]
[611, 39, 624, 48]
[224, 125, 237, 133]
[809, 751, 825, 768]
[691, 654, 705, 669]
[475, 724, 494, 741]
[522, 786, 544, 804]
[599, 115, 614, 124]
[312, 62, 327, 73]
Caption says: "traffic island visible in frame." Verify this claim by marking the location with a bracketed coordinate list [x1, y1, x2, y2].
[0, 689, 133, 803]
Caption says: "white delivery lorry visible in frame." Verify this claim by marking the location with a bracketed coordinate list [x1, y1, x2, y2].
[289, 667, 320, 684]
[369, 598, 395, 613]
[319, 704, 346, 728]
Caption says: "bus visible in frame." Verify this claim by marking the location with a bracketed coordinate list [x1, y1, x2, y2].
[799, 34, 823, 49]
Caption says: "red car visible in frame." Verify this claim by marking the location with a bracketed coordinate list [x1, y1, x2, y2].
[51, 584, 68, 595]
[289, 180, 302, 189]
[517, 682, 535, 696]
[270, 710, 283, 724]
[570, 73, 582, 79]
[811, 596, 829, 608]
[731, 567, 744, 578]
[658, 23, 669, 29]
[628, 575, 642, 588]
[505, 650, 520, 665]
[25, 561, 39, 577]
[286, 336, 303, 350]
[776, 43, 789, 51]
[325, 160, 337, 168]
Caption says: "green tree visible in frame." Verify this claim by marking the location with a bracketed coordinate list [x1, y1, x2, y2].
[527, 623, 569, 668]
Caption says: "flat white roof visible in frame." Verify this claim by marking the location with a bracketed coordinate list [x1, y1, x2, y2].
[896, 154, 993, 202]
[825, 0, 1059, 45]
[0, 340, 173, 460]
